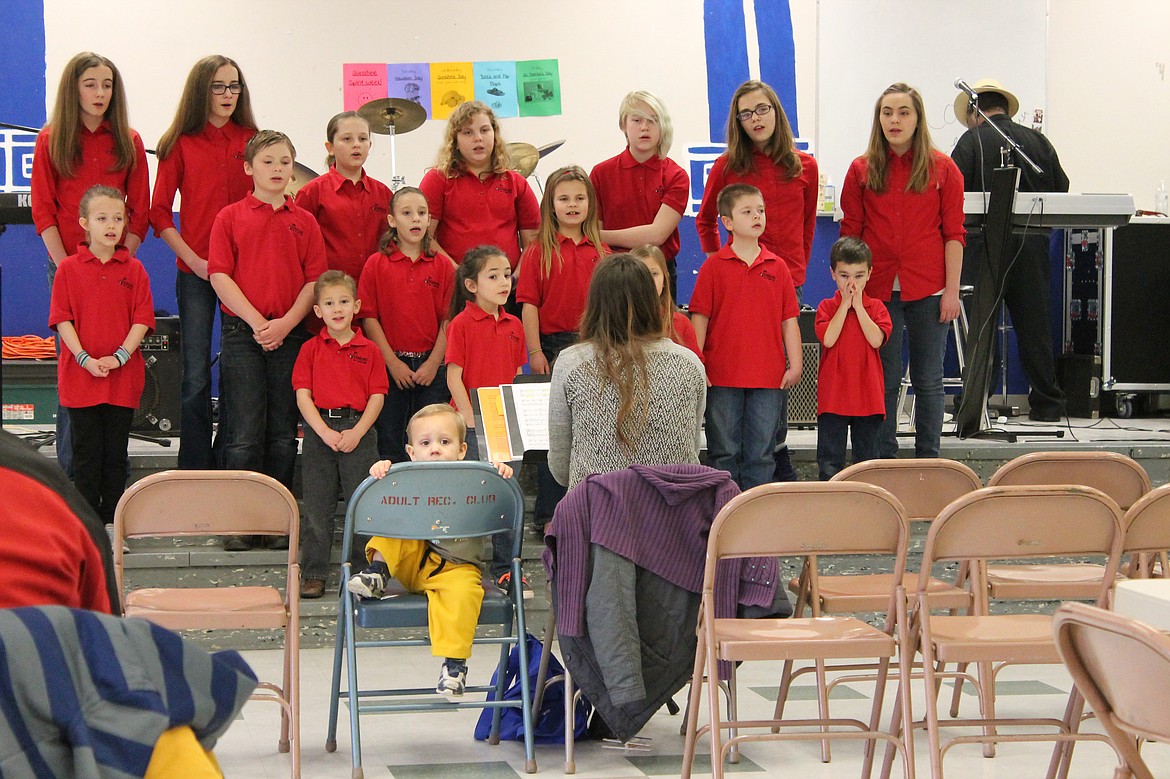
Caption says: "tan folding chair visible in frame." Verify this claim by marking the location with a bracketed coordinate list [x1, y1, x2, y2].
[681, 482, 916, 779]
[1118, 483, 1170, 581]
[1054, 602, 1170, 779]
[113, 470, 301, 779]
[777, 459, 980, 758]
[893, 485, 1123, 779]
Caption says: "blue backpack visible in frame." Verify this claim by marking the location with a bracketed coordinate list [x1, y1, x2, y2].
[473, 633, 590, 744]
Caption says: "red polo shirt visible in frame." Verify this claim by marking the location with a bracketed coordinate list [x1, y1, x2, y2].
[515, 235, 606, 334]
[292, 327, 388, 411]
[358, 249, 455, 353]
[49, 245, 155, 408]
[419, 168, 540, 267]
[815, 291, 892, 417]
[590, 149, 689, 260]
[695, 149, 818, 286]
[32, 122, 151, 253]
[689, 244, 799, 389]
[149, 120, 255, 273]
[445, 302, 527, 391]
[207, 193, 328, 318]
[839, 149, 966, 302]
[672, 311, 703, 363]
[294, 166, 391, 283]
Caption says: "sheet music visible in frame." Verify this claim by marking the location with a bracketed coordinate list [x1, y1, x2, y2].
[475, 387, 513, 462]
[504, 383, 550, 452]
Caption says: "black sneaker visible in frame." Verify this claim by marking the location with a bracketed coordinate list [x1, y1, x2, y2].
[496, 571, 534, 600]
[436, 660, 467, 698]
[347, 566, 389, 599]
[223, 536, 253, 552]
[773, 446, 799, 482]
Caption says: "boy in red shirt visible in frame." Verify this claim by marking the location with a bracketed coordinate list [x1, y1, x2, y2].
[209, 130, 327, 550]
[690, 183, 801, 490]
[815, 237, 893, 480]
[292, 270, 388, 598]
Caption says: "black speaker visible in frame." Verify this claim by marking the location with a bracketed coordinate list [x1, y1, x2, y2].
[133, 316, 181, 434]
[1057, 353, 1100, 419]
[788, 308, 820, 427]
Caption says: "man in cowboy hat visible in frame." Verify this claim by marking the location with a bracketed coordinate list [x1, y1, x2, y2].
[952, 78, 1069, 422]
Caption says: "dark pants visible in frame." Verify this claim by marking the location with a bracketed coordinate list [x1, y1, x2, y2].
[48, 261, 72, 478]
[69, 404, 134, 525]
[816, 413, 882, 481]
[374, 354, 450, 461]
[534, 331, 576, 523]
[176, 271, 219, 469]
[218, 315, 308, 489]
[880, 293, 948, 458]
[706, 386, 784, 491]
[300, 414, 378, 581]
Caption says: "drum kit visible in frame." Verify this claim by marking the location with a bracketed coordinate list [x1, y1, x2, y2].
[287, 97, 564, 196]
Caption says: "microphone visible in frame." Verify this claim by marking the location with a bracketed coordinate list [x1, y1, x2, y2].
[954, 78, 978, 99]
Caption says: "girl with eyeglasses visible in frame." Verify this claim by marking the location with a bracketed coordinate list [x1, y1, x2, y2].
[695, 79, 819, 482]
[150, 55, 258, 469]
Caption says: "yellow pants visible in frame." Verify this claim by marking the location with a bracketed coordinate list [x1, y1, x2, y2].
[145, 726, 222, 778]
[365, 537, 484, 659]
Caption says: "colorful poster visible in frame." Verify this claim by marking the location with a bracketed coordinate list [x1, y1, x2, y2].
[430, 62, 474, 120]
[387, 63, 431, 118]
[473, 61, 518, 118]
[342, 63, 387, 112]
[517, 59, 561, 117]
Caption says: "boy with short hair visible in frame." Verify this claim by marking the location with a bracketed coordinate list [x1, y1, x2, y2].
[292, 270, 388, 598]
[348, 404, 514, 698]
[209, 130, 327, 551]
[815, 236, 892, 480]
[690, 183, 802, 490]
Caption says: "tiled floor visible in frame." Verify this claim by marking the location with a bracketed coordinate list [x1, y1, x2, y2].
[214, 643, 1170, 778]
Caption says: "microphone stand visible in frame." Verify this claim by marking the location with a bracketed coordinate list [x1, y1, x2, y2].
[962, 94, 1043, 175]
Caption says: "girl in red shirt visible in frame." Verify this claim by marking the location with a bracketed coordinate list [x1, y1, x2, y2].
[630, 244, 702, 362]
[151, 54, 258, 470]
[839, 82, 965, 459]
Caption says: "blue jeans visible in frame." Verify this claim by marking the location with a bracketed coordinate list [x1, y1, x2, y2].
[772, 284, 802, 460]
[374, 354, 450, 462]
[816, 413, 882, 481]
[218, 315, 308, 489]
[880, 293, 948, 458]
[48, 261, 73, 478]
[706, 386, 783, 490]
[176, 272, 219, 469]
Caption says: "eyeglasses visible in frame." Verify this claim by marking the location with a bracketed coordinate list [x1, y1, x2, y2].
[210, 83, 243, 95]
[736, 104, 773, 123]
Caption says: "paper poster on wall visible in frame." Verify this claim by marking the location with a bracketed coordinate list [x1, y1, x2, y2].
[517, 59, 561, 117]
[430, 62, 474, 120]
[342, 63, 388, 111]
[473, 61, 518, 118]
[387, 63, 431, 117]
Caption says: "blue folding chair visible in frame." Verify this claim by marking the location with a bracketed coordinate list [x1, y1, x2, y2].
[325, 461, 536, 777]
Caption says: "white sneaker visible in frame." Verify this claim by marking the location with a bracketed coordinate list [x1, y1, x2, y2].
[346, 567, 388, 599]
[436, 662, 466, 698]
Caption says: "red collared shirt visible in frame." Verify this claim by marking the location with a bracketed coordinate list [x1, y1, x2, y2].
[358, 249, 455, 353]
[515, 234, 606, 335]
[689, 244, 799, 388]
[590, 149, 689, 259]
[839, 148, 966, 302]
[292, 327, 388, 411]
[815, 291, 892, 417]
[294, 166, 391, 283]
[149, 120, 255, 273]
[207, 193, 328, 318]
[695, 149, 818, 286]
[445, 301, 527, 391]
[49, 245, 155, 408]
[32, 122, 150, 253]
[672, 311, 704, 363]
[419, 168, 540, 268]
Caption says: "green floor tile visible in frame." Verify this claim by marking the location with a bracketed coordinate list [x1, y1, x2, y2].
[388, 761, 518, 779]
[946, 679, 1066, 696]
[627, 752, 765, 775]
[749, 684, 868, 701]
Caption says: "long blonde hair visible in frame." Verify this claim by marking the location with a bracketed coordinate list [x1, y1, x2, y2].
[724, 80, 802, 179]
[629, 244, 677, 342]
[535, 166, 606, 276]
[48, 52, 137, 177]
[157, 55, 257, 160]
[578, 254, 663, 453]
[864, 82, 936, 194]
[434, 101, 512, 177]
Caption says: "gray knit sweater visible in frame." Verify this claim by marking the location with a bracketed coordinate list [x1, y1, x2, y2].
[548, 338, 706, 488]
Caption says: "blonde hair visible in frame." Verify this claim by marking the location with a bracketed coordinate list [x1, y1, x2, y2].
[618, 90, 674, 158]
[434, 101, 512, 177]
[379, 186, 435, 256]
[536, 166, 606, 276]
[407, 403, 467, 446]
[324, 110, 369, 168]
[48, 52, 137, 178]
[864, 82, 936, 194]
[157, 55, 257, 160]
[245, 130, 295, 164]
[78, 184, 125, 219]
[313, 269, 357, 300]
[724, 80, 802, 179]
[629, 244, 677, 342]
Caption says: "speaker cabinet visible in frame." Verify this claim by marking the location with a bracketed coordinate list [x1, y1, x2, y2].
[133, 316, 181, 434]
[1058, 353, 1100, 419]
[788, 308, 820, 428]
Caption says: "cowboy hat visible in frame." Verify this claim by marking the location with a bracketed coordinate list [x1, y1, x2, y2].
[954, 78, 1021, 128]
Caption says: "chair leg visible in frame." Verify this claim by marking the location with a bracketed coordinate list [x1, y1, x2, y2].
[564, 669, 576, 774]
[1044, 688, 1086, 779]
[948, 661, 967, 717]
[977, 660, 997, 758]
[772, 658, 797, 731]
[532, 609, 556, 715]
[513, 609, 537, 775]
[680, 636, 707, 779]
[707, 653, 727, 779]
[326, 584, 347, 753]
[727, 667, 740, 764]
[815, 658, 832, 762]
[920, 641, 946, 779]
[288, 608, 301, 779]
[343, 591, 364, 779]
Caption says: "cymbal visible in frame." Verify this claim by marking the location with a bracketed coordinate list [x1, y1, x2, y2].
[358, 97, 426, 135]
[537, 139, 565, 158]
[507, 142, 540, 177]
[286, 162, 319, 197]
